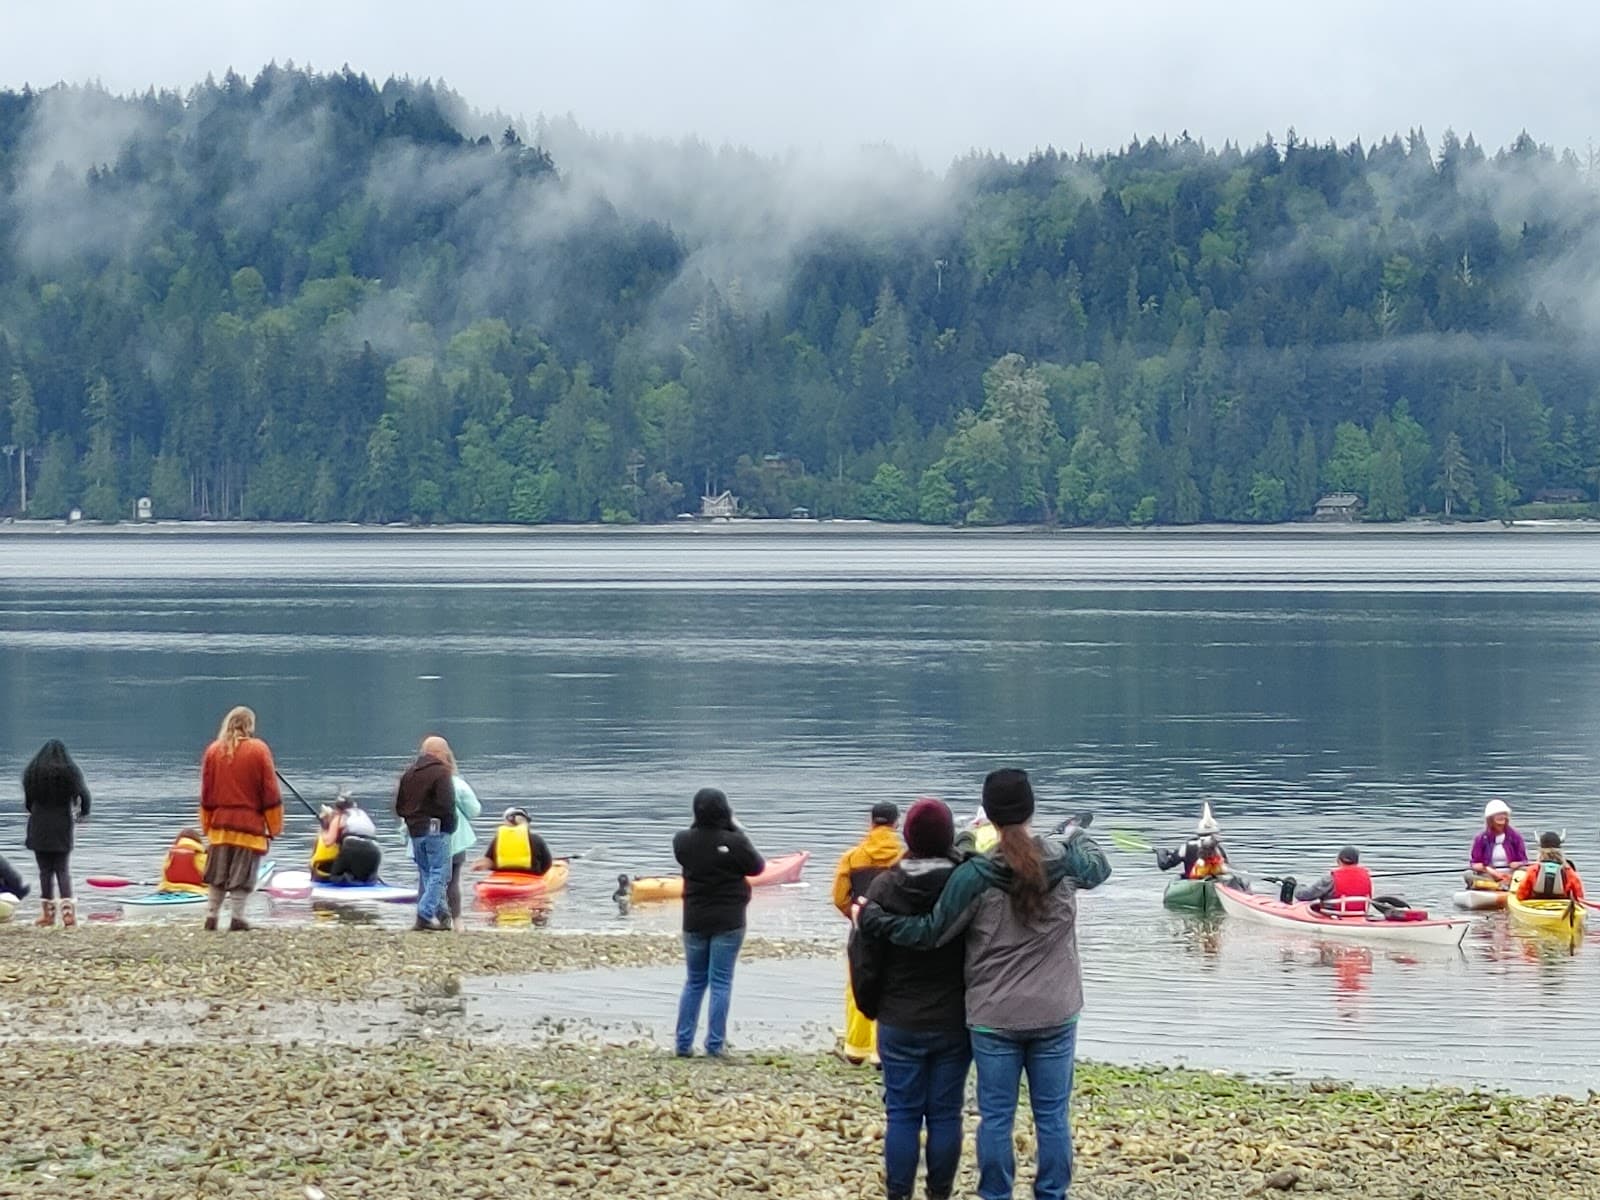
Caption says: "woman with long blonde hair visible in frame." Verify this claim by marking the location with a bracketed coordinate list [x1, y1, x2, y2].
[199, 706, 283, 930]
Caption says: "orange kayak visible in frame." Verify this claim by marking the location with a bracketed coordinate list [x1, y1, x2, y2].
[628, 850, 809, 905]
[474, 859, 571, 902]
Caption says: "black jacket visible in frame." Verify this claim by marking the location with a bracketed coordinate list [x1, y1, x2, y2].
[24, 762, 91, 854]
[672, 791, 765, 935]
[849, 856, 966, 1032]
[393, 755, 458, 838]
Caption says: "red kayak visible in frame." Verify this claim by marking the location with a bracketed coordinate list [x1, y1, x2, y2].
[474, 860, 571, 902]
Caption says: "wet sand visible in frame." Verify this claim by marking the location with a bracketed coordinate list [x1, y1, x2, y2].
[1, 926, 1599, 1197]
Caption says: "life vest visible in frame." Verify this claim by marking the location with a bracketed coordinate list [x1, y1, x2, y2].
[310, 815, 342, 870]
[494, 824, 535, 872]
[162, 834, 208, 891]
[1323, 864, 1373, 916]
[1530, 859, 1568, 900]
[1190, 849, 1227, 880]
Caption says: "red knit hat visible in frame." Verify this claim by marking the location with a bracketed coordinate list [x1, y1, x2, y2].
[903, 797, 955, 858]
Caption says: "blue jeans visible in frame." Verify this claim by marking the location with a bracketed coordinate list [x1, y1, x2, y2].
[971, 1022, 1077, 1200]
[675, 928, 745, 1054]
[410, 832, 450, 922]
[877, 1023, 972, 1199]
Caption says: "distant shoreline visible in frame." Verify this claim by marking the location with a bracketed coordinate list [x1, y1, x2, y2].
[3, 516, 1600, 537]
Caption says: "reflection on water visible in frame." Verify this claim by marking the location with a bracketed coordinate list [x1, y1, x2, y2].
[3, 532, 1600, 1091]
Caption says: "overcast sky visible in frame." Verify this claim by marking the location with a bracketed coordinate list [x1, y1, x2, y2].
[2, 0, 1595, 164]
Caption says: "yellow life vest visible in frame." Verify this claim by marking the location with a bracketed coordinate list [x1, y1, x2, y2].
[493, 824, 534, 871]
[310, 827, 340, 869]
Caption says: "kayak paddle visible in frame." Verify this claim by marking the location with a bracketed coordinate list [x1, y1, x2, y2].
[275, 771, 322, 819]
[1109, 830, 1154, 853]
[86, 875, 156, 889]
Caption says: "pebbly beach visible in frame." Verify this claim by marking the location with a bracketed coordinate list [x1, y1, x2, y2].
[1, 925, 1597, 1199]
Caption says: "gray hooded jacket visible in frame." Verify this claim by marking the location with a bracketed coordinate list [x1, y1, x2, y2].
[857, 831, 1110, 1032]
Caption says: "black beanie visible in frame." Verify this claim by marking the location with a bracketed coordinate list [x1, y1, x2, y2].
[1337, 845, 1360, 865]
[982, 768, 1035, 827]
[871, 800, 899, 827]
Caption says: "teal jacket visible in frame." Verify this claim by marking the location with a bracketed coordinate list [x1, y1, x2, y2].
[858, 830, 1110, 1032]
[448, 776, 482, 858]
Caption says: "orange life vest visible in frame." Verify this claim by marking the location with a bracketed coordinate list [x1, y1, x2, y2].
[162, 833, 208, 891]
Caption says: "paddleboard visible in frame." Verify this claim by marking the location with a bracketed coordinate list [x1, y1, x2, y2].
[265, 869, 417, 904]
[122, 860, 276, 909]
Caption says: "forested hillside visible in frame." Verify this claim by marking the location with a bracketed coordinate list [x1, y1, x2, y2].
[3, 65, 1599, 525]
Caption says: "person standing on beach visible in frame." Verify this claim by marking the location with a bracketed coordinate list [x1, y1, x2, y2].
[199, 707, 283, 931]
[850, 797, 970, 1200]
[440, 744, 482, 924]
[857, 768, 1110, 1200]
[672, 787, 765, 1057]
[395, 735, 457, 931]
[832, 800, 903, 1064]
[23, 739, 91, 928]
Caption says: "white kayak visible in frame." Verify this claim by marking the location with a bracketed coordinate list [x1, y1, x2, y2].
[264, 869, 417, 905]
[1452, 888, 1509, 911]
[1216, 884, 1473, 947]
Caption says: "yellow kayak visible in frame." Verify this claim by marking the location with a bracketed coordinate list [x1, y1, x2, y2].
[1507, 872, 1587, 935]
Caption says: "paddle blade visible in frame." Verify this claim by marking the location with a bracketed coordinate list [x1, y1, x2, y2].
[86, 875, 144, 889]
[1109, 830, 1153, 853]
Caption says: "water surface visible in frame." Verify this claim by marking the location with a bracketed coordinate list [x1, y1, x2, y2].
[3, 530, 1599, 1092]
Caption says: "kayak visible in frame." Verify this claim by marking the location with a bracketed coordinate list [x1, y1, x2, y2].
[1508, 892, 1586, 935]
[629, 850, 810, 905]
[1215, 884, 1472, 947]
[1163, 876, 1220, 914]
[122, 860, 276, 909]
[1452, 880, 1510, 911]
[474, 860, 571, 902]
[1504, 868, 1588, 934]
[264, 869, 417, 904]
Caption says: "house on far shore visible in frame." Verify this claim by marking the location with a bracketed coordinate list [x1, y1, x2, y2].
[1313, 493, 1364, 522]
[1533, 488, 1588, 504]
[700, 490, 737, 519]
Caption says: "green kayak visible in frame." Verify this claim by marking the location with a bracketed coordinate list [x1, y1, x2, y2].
[1163, 876, 1222, 914]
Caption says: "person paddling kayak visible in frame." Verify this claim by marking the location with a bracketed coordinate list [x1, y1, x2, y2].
[484, 808, 554, 875]
[1465, 800, 1529, 888]
[160, 828, 209, 892]
[1155, 802, 1233, 881]
[1291, 846, 1373, 915]
[1515, 832, 1585, 903]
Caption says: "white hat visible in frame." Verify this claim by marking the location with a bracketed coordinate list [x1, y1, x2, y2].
[1484, 799, 1511, 820]
[1195, 802, 1221, 835]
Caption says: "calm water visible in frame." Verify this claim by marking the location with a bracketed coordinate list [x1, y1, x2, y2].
[3, 529, 1600, 1091]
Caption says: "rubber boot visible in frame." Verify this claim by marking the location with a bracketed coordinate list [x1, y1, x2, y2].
[60, 899, 77, 929]
[35, 899, 56, 927]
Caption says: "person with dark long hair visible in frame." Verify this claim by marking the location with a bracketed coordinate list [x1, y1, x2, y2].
[23, 739, 91, 928]
[856, 768, 1110, 1200]
[672, 787, 765, 1057]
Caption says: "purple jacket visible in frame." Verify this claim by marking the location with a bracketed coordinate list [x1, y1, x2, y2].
[1469, 827, 1528, 868]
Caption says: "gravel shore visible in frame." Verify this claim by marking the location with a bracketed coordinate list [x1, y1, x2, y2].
[2, 925, 1597, 1198]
